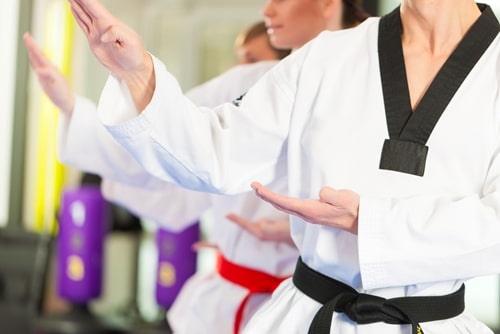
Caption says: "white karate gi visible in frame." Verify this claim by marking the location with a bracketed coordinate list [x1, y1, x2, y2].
[58, 61, 300, 333]
[94, 10, 500, 334]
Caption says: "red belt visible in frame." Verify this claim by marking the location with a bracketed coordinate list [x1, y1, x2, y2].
[216, 253, 289, 334]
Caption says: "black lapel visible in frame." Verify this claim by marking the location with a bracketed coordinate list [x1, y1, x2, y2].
[377, 4, 499, 176]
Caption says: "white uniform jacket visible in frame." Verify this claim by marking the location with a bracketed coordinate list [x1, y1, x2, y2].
[58, 61, 299, 333]
[96, 13, 500, 334]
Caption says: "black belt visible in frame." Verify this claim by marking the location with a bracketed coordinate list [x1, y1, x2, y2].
[293, 257, 465, 334]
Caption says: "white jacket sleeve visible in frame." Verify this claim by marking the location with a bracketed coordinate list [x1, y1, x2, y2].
[101, 178, 211, 231]
[98, 55, 297, 194]
[58, 96, 213, 229]
[57, 95, 166, 189]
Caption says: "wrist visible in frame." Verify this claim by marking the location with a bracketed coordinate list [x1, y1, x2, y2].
[120, 52, 155, 112]
[63, 94, 76, 115]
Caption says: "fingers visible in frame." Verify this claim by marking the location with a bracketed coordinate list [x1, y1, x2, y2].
[23, 34, 50, 70]
[72, 0, 110, 20]
[226, 213, 251, 227]
[23, 32, 34, 50]
[23, 33, 57, 81]
[319, 187, 360, 215]
[226, 213, 258, 234]
[191, 241, 218, 252]
[68, 0, 91, 35]
[251, 181, 305, 216]
[23, 33, 45, 69]
[252, 181, 336, 224]
[250, 181, 263, 192]
[251, 181, 284, 204]
[70, 0, 117, 36]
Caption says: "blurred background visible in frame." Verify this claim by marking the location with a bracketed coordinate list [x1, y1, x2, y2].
[1, 0, 499, 333]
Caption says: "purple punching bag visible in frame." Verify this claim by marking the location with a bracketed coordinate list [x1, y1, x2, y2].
[57, 185, 109, 303]
[155, 222, 199, 309]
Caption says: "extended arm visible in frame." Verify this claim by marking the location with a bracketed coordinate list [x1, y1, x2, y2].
[24, 31, 167, 188]
[101, 178, 211, 231]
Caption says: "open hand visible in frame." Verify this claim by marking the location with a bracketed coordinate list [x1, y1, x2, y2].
[251, 182, 359, 235]
[69, 0, 146, 76]
[23, 33, 75, 114]
[68, 0, 154, 110]
[226, 213, 295, 246]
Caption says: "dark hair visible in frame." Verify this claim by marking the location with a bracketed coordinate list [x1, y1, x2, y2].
[342, 0, 371, 28]
[235, 21, 291, 60]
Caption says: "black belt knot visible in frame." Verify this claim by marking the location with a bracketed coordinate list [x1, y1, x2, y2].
[292, 257, 464, 334]
[335, 292, 406, 324]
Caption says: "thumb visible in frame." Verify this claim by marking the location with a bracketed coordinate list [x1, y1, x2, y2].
[318, 186, 338, 205]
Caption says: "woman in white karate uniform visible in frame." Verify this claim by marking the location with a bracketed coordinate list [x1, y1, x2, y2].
[24, 31, 289, 334]
[25, 2, 368, 332]
[66, 0, 500, 333]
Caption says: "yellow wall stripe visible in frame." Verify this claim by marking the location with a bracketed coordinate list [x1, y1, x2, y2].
[33, 1, 74, 234]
